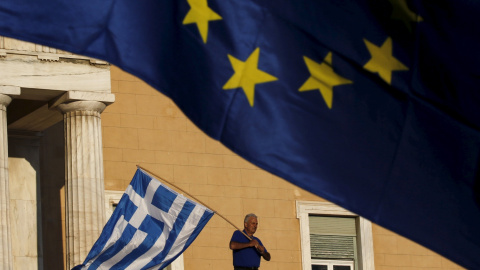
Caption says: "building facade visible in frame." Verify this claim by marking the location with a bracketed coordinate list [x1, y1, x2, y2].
[1, 37, 464, 270]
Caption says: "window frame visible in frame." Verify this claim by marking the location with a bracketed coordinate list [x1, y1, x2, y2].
[104, 190, 184, 270]
[311, 259, 354, 270]
[296, 201, 375, 270]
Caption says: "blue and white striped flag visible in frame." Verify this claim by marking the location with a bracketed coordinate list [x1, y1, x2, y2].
[72, 169, 214, 270]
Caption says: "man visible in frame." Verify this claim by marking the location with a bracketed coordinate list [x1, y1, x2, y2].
[230, 213, 271, 270]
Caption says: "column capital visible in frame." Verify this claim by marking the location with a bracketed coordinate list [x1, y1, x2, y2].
[50, 90, 115, 109]
[0, 94, 12, 107]
[57, 100, 107, 114]
[0, 85, 21, 107]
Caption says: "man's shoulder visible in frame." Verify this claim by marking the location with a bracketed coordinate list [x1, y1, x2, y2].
[231, 230, 248, 241]
[231, 230, 242, 237]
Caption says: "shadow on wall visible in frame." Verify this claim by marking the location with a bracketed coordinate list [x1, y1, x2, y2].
[40, 121, 66, 270]
[8, 120, 67, 270]
[8, 131, 46, 270]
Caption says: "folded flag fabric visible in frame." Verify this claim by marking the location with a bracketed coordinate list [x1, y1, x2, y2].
[0, 0, 479, 268]
[72, 169, 214, 270]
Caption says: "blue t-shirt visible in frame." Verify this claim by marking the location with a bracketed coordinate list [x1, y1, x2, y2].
[230, 230, 267, 267]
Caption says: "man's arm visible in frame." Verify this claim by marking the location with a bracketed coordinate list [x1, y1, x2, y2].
[261, 250, 271, 261]
[230, 239, 258, 250]
[230, 240, 271, 261]
[254, 244, 271, 261]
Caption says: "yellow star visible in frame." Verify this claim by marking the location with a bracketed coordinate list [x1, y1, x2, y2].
[388, 0, 423, 32]
[183, 0, 222, 43]
[363, 37, 408, 85]
[223, 48, 278, 107]
[299, 52, 352, 109]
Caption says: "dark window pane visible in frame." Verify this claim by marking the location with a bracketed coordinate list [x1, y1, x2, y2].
[333, 266, 351, 270]
[312, 265, 328, 270]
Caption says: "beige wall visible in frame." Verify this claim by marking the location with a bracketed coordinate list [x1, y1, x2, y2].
[372, 225, 463, 270]
[104, 66, 463, 270]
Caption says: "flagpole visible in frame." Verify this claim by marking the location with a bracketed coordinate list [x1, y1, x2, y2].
[136, 165, 253, 240]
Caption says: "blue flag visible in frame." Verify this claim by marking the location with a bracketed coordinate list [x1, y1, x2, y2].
[72, 169, 214, 270]
[0, 0, 479, 268]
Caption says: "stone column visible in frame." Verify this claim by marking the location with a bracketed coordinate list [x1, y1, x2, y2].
[0, 94, 13, 270]
[58, 101, 107, 269]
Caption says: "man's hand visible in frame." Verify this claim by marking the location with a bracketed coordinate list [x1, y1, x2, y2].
[253, 242, 271, 261]
[255, 244, 265, 253]
[256, 245, 271, 261]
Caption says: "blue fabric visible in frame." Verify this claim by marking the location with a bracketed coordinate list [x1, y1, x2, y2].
[230, 230, 265, 267]
[0, 1, 479, 268]
[73, 169, 214, 270]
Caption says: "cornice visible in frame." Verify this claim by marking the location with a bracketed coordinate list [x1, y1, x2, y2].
[0, 48, 108, 65]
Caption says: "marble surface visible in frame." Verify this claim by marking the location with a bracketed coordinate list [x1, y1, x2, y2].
[0, 57, 110, 93]
[62, 101, 106, 268]
[0, 94, 12, 269]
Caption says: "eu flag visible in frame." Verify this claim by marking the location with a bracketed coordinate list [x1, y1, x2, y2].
[0, 0, 479, 268]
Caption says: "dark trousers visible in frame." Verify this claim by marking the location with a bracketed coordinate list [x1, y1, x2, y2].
[234, 267, 259, 270]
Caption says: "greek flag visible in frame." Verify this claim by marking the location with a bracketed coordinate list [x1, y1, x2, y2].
[73, 169, 214, 270]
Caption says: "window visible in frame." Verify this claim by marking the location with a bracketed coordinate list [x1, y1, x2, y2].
[309, 215, 356, 270]
[104, 190, 184, 270]
[296, 201, 375, 270]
